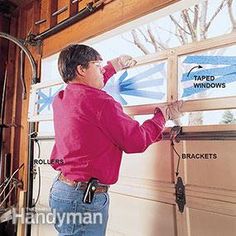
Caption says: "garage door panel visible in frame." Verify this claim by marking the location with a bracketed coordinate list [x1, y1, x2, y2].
[187, 208, 236, 236]
[121, 141, 173, 182]
[35, 140, 54, 162]
[182, 141, 236, 190]
[32, 224, 57, 236]
[108, 192, 177, 236]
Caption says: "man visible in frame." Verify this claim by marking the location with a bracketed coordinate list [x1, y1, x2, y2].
[49, 44, 182, 236]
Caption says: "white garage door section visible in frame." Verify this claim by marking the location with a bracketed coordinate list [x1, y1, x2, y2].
[107, 129, 236, 236]
[30, 127, 236, 236]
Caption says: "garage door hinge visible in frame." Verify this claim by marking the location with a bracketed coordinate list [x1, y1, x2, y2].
[175, 177, 186, 213]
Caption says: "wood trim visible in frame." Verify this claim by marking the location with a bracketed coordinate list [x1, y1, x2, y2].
[175, 32, 236, 56]
[185, 185, 236, 203]
[49, 0, 58, 28]
[186, 196, 236, 216]
[32, 0, 41, 34]
[134, 31, 236, 66]
[31, 80, 64, 90]
[69, 0, 79, 16]
[1, 15, 15, 184]
[176, 207, 189, 236]
[182, 97, 236, 112]
[167, 54, 178, 102]
[180, 124, 236, 133]
[17, 191, 27, 236]
[124, 96, 236, 115]
[57, 0, 70, 24]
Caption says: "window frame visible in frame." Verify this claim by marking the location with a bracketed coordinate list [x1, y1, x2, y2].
[124, 32, 236, 116]
[29, 31, 236, 125]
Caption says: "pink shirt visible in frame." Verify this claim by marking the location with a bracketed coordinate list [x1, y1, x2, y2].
[50, 63, 165, 184]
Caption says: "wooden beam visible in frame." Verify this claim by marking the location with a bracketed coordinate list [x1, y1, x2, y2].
[2, 15, 18, 206]
[69, 0, 79, 16]
[57, 0, 69, 24]
[42, 0, 180, 57]
[39, 0, 58, 33]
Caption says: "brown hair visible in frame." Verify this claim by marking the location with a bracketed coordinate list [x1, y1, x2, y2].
[58, 44, 102, 83]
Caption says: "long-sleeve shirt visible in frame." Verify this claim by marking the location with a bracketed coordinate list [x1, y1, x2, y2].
[50, 63, 166, 184]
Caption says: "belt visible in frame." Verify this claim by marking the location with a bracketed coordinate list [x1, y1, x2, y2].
[58, 174, 109, 193]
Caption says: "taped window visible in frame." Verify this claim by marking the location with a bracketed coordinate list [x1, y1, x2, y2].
[103, 62, 167, 106]
[179, 45, 236, 100]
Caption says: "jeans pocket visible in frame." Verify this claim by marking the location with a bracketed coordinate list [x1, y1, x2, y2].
[82, 193, 109, 212]
[50, 194, 76, 235]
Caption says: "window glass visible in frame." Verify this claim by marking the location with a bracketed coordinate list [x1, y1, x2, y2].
[36, 84, 65, 116]
[179, 45, 236, 100]
[93, 0, 235, 57]
[103, 62, 167, 106]
[38, 121, 54, 134]
[134, 109, 236, 126]
[178, 109, 236, 126]
[41, 53, 60, 82]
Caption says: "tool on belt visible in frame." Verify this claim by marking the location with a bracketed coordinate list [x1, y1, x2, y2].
[82, 178, 99, 204]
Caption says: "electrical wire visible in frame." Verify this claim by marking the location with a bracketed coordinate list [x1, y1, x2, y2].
[0, 184, 16, 208]
[0, 163, 24, 198]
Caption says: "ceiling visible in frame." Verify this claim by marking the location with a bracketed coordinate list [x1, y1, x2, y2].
[0, 0, 33, 15]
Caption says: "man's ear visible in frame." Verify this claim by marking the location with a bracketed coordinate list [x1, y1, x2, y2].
[76, 65, 86, 77]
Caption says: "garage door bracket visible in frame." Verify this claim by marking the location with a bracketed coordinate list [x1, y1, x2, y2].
[175, 176, 186, 213]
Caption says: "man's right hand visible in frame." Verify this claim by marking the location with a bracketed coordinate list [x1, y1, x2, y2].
[109, 55, 137, 72]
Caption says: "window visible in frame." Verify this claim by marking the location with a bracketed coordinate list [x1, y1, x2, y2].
[103, 62, 167, 106]
[29, 0, 236, 129]
[179, 45, 236, 100]
[36, 84, 65, 115]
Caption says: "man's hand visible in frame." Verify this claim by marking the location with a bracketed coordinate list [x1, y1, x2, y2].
[155, 100, 184, 121]
[109, 55, 137, 72]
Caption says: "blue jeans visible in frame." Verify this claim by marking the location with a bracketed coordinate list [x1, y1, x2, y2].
[49, 176, 109, 236]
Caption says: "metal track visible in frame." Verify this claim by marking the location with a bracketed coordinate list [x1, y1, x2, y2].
[0, 32, 37, 84]
[163, 130, 236, 141]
